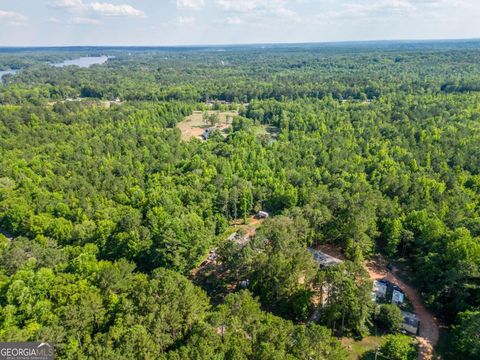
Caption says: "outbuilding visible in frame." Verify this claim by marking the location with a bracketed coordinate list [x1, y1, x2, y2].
[392, 287, 405, 304]
[402, 311, 420, 335]
[257, 211, 269, 219]
[373, 279, 388, 301]
[202, 128, 214, 140]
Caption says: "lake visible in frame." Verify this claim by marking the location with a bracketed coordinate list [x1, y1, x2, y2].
[0, 56, 114, 80]
[52, 56, 111, 68]
[1, 56, 111, 83]
[0, 69, 19, 82]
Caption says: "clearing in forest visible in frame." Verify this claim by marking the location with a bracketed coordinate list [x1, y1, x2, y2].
[177, 110, 237, 140]
[317, 247, 439, 360]
[254, 124, 280, 140]
[189, 215, 267, 301]
[341, 336, 387, 360]
[366, 256, 440, 360]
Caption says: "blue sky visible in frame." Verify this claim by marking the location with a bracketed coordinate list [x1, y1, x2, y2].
[0, 0, 478, 46]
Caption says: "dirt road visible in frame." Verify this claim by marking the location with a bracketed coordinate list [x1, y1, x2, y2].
[366, 257, 440, 359]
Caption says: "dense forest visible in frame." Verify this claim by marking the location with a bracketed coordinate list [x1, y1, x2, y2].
[1, 41, 480, 359]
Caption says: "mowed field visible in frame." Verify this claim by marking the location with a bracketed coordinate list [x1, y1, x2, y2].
[341, 336, 386, 360]
[177, 110, 237, 140]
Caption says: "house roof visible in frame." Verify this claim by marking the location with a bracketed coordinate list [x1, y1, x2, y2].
[308, 248, 343, 267]
[402, 311, 420, 327]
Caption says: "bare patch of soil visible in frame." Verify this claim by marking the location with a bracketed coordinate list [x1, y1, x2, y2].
[177, 110, 237, 141]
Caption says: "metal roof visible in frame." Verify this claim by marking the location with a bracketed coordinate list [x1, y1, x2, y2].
[402, 311, 420, 327]
[308, 248, 343, 267]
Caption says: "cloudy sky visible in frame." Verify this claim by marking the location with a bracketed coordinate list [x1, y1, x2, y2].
[0, 0, 478, 46]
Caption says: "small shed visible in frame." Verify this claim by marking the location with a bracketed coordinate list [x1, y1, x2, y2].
[257, 211, 269, 219]
[402, 311, 420, 335]
[239, 279, 250, 288]
[202, 128, 214, 140]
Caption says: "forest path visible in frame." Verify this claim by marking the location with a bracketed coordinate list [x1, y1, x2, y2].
[366, 257, 440, 360]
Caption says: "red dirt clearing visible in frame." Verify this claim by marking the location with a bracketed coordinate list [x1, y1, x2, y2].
[366, 256, 440, 360]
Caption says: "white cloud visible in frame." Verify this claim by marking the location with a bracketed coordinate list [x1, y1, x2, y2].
[223, 16, 243, 25]
[351, 0, 416, 15]
[272, 6, 296, 18]
[215, 0, 258, 13]
[49, 0, 84, 8]
[0, 10, 28, 25]
[176, 0, 205, 10]
[215, 0, 301, 13]
[214, 0, 299, 24]
[47, 17, 62, 23]
[319, 0, 474, 22]
[49, 0, 145, 18]
[72, 16, 102, 24]
[414, 0, 469, 5]
[176, 16, 196, 24]
[320, 0, 418, 21]
[89, 2, 145, 17]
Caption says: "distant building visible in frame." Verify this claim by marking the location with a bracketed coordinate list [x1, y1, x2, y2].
[392, 287, 405, 304]
[202, 128, 213, 140]
[371, 280, 417, 335]
[372, 279, 405, 304]
[227, 231, 250, 248]
[239, 279, 250, 288]
[309, 249, 343, 267]
[257, 211, 269, 219]
[206, 100, 230, 105]
[308, 250, 343, 308]
[402, 311, 420, 335]
[207, 250, 218, 261]
[373, 280, 388, 301]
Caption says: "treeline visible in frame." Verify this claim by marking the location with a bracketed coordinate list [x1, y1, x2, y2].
[0, 237, 346, 359]
[1, 94, 479, 317]
[0, 44, 479, 358]
[3, 46, 480, 104]
[215, 217, 373, 337]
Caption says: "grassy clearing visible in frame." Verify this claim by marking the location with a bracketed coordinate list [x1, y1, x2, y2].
[254, 124, 280, 138]
[177, 110, 237, 140]
[342, 336, 386, 360]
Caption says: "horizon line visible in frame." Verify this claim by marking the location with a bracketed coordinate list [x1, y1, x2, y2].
[1, 37, 480, 49]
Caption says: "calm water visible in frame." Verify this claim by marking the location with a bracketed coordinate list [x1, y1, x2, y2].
[52, 56, 111, 68]
[0, 69, 19, 82]
[1, 56, 110, 83]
